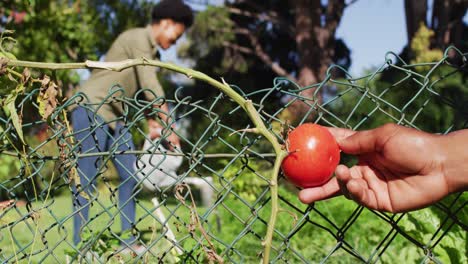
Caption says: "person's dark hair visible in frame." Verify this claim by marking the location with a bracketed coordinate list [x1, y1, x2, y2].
[151, 0, 194, 28]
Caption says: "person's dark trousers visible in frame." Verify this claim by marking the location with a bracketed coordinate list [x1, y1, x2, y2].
[71, 106, 137, 245]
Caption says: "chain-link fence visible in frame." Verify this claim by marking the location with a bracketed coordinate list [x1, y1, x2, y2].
[0, 46, 467, 264]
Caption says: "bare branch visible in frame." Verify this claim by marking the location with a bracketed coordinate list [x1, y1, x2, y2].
[345, 0, 359, 7]
[227, 7, 295, 35]
[222, 41, 254, 54]
[65, 47, 78, 61]
[233, 28, 296, 81]
[325, 0, 346, 33]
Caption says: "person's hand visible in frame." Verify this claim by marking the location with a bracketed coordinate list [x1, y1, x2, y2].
[148, 118, 163, 140]
[166, 130, 181, 149]
[298, 123, 464, 213]
[147, 118, 181, 150]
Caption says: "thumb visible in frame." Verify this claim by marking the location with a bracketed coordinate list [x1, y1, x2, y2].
[338, 129, 379, 155]
[339, 124, 401, 155]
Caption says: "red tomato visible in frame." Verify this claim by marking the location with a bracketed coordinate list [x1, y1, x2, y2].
[281, 123, 340, 188]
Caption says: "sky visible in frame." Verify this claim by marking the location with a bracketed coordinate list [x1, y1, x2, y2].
[159, 1, 468, 77]
[335, 0, 407, 76]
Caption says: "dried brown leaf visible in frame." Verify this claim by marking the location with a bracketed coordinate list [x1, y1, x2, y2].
[38, 76, 59, 120]
[21, 68, 30, 84]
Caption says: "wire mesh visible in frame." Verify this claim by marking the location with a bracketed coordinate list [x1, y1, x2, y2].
[0, 46, 466, 263]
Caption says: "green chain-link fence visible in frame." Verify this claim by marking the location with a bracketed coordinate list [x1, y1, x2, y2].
[0, 46, 467, 263]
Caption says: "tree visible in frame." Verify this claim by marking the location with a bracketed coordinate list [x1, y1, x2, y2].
[0, 0, 156, 121]
[186, 0, 353, 84]
[1, 0, 153, 64]
[346, 1, 468, 134]
[404, 0, 468, 54]
[182, 0, 353, 123]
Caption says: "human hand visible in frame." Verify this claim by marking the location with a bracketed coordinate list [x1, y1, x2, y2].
[166, 130, 181, 149]
[147, 118, 181, 150]
[298, 123, 461, 213]
[148, 118, 163, 140]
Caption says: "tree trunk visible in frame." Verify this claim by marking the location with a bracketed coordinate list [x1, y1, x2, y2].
[405, 0, 428, 45]
[432, 0, 468, 48]
[293, 0, 320, 87]
[289, 0, 345, 123]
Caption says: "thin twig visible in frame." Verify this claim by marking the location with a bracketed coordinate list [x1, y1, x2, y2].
[175, 183, 223, 263]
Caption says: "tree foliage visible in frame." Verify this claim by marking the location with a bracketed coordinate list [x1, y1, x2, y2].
[2, 0, 153, 61]
[181, 0, 354, 127]
[183, 0, 352, 89]
[404, 0, 468, 59]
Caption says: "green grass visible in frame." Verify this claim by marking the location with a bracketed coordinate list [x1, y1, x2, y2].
[0, 185, 465, 263]
[0, 187, 191, 263]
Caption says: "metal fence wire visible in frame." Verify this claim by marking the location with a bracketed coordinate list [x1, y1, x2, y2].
[0, 46, 467, 264]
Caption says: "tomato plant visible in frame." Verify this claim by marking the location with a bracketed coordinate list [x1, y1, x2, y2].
[281, 123, 340, 188]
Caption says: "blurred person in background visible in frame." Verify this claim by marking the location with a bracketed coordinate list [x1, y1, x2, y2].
[70, 0, 193, 254]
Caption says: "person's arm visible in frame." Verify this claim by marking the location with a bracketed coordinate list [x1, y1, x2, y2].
[128, 39, 180, 147]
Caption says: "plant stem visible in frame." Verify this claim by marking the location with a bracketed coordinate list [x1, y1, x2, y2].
[262, 150, 287, 263]
[6, 57, 288, 263]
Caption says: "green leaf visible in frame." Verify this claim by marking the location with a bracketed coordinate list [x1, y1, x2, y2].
[2, 92, 24, 145]
[63, 248, 78, 258]
[109, 239, 120, 247]
[435, 230, 467, 264]
[120, 229, 133, 240]
[81, 230, 93, 241]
